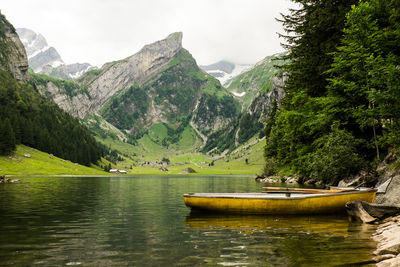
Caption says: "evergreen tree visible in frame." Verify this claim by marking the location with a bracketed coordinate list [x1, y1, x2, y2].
[266, 0, 357, 171]
[0, 118, 16, 155]
[328, 0, 400, 157]
[265, 0, 400, 184]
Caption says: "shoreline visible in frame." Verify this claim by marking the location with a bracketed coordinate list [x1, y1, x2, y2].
[5, 174, 256, 178]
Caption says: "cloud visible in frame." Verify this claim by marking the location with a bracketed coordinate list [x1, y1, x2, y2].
[1, 0, 296, 66]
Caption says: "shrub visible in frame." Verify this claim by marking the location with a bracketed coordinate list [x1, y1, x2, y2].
[307, 128, 365, 185]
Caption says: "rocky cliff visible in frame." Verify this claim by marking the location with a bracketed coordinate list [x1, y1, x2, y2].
[77, 32, 185, 119]
[17, 28, 63, 72]
[0, 13, 29, 82]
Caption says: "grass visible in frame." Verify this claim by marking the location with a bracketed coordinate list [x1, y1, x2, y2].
[0, 145, 108, 176]
[112, 136, 266, 176]
[0, 133, 266, 177]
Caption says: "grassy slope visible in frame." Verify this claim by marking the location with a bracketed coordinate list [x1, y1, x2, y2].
[0, 145, 108, 176]
[0, 139, 265, 176]
[101, 134, 266, 175]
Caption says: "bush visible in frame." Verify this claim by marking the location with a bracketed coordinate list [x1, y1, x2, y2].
[263, 157, 277, 176]
[307, 128, 365, 185]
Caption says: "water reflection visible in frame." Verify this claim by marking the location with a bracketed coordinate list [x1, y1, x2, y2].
[185, 213, 351, 236]
[184, 213, 377, 266]
[0, 176, 377, 266]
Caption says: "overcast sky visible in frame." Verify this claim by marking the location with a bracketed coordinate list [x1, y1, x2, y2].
[1, 0, 296, 67]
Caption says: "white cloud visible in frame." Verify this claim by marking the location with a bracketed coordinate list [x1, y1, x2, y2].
[1, 0, 296, 67]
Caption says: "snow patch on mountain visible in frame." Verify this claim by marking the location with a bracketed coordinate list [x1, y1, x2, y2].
[232, 91, 246, 97]
[16, 28, 96, 79]
[200, 60, 252, 86]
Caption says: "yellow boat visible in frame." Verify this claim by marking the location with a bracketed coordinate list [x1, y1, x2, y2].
[183, 188, 376, 215]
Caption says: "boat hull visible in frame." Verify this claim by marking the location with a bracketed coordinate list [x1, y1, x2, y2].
[184, 190, 376, 215]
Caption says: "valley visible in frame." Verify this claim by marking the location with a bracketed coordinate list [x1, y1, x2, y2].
[15, 29, 283, 175]
[1, 14, 284, 176]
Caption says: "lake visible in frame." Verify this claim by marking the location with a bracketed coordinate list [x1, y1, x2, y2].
[0, 175, 377, 266]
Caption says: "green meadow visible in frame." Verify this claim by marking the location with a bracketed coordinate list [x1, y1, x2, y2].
[1, 136, 265, 176]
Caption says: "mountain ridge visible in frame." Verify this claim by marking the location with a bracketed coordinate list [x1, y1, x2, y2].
[16, 28, 96, 79]
[32, 32, 240, 153]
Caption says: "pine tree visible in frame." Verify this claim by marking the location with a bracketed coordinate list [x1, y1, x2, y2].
[266, 0, 357, 168]
[0, 118, 16, 155]
[328, 0, 400, 157]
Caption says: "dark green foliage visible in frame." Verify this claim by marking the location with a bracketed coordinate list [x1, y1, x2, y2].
[0, 70, 101, 165]
[265, 0, 400, 184]
[202, 123, 237, 154]
[237, 113, 263, 144]
[263, 157, 277, 177]
[264, 99, 278, 138]
[328, 0, 400, 158]
[101, 84, 149, 131]
[162, 116, 191, 146]
[0, 118, 16, 155]
[278, 0, 358, 99]
[306, 127, 364, 184]
[264, 0, 364, 184]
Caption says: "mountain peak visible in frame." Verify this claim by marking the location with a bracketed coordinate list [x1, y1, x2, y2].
[166, 32, 183, 43]
[140, 32, 183, 55]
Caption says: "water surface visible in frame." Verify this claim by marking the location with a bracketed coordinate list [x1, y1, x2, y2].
[0, 176, 377, 266]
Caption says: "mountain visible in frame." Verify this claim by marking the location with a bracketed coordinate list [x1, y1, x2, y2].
[202, 55, 286, 154]
[226, 53, 286, 110]
[0, 12, 102, 165]
[16, 28, 96, 79]
[200, 60, 252, 86]
[32, 32, 240, 153]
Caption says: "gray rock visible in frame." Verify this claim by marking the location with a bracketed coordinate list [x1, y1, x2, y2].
[346, 201, 400, 223]
[0, 16, 29, 82]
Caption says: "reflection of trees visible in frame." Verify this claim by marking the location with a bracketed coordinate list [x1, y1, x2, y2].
[1, 176, 376, 266]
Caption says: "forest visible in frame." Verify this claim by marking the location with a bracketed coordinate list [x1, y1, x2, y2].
[265, 0, 400, 184]
[0, 70, 102, 166]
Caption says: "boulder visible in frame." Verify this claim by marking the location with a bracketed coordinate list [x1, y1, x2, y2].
[181, 168, 196, 174]
[375, 173, 400, 206]
[346, 201, 400, 224]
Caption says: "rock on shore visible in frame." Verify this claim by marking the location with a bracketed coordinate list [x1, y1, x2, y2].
[373, 215, 400, 266]
[346, 201, 400, 266]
